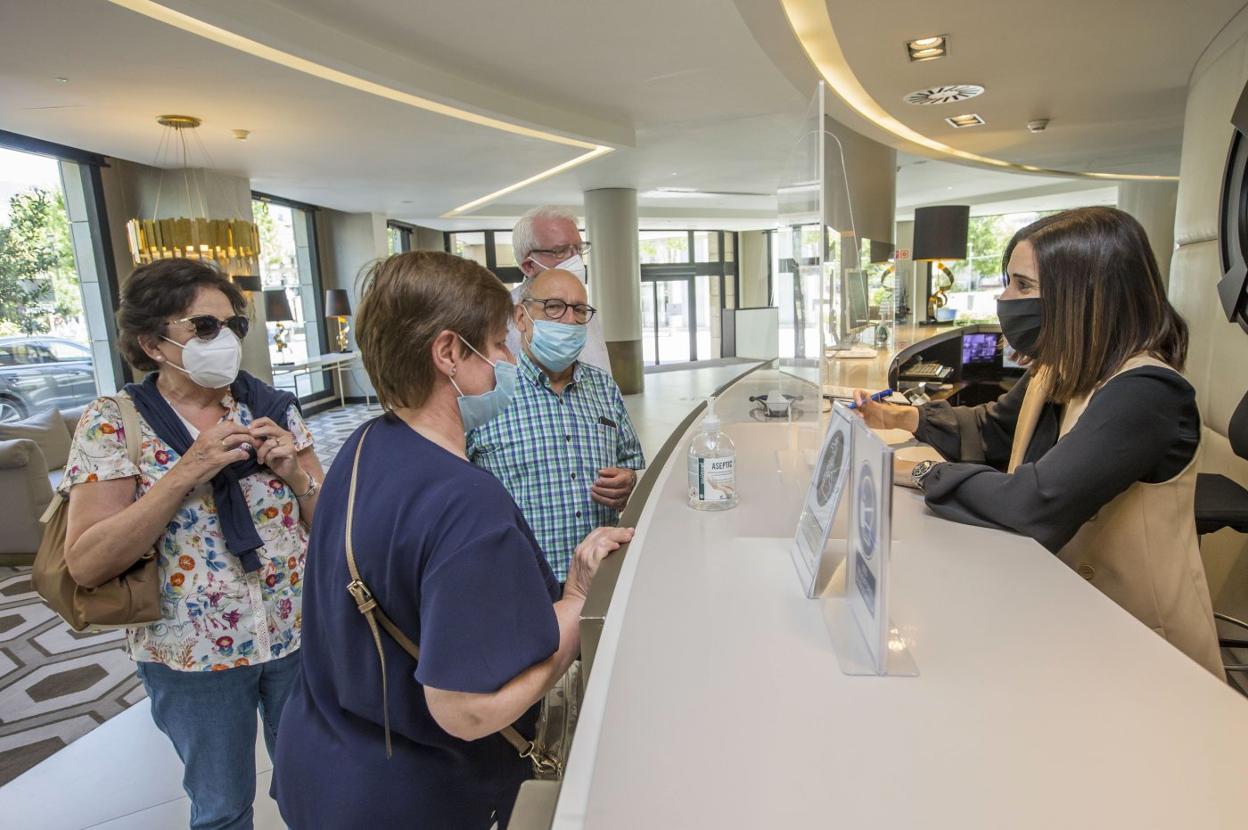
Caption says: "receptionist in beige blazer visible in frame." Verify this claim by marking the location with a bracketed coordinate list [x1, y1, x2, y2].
[857, 207, 1224, 678]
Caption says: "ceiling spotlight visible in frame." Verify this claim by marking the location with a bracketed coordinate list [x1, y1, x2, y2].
[946, 113, 985, 128]
[906, 35, 948, 62]
[54, 76, 69, 83]
[1027, 119, 1050, 133]
[232, 129, 250, 141]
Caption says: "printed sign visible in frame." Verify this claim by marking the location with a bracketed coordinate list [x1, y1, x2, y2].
[846, 416, 894, 672]
[792, 404, 854, 596]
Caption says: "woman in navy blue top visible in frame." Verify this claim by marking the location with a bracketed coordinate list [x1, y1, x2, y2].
[274, 252, 631, 828]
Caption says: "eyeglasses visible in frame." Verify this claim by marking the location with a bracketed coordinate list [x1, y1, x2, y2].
[167, 314, 250, 341]
[524, 297, 597, 324]
[528, 241, 591, 261]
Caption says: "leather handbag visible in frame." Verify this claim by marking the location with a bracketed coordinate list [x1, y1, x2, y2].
[32, 395, 162, 633]
[344, 421, 577, 779]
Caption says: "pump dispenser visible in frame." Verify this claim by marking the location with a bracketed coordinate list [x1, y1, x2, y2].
[688, 395, 737, 510]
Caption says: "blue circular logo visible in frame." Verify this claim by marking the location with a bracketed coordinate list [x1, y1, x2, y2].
[857, 462, 877, 559]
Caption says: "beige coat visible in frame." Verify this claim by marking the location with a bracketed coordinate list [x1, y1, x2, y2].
[1008, 355, 1224, 678]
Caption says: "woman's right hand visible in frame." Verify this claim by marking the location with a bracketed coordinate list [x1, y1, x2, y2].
[851, 389, 920, 433]
[564, 526, 635, 602]
[173, 421, 254, 487]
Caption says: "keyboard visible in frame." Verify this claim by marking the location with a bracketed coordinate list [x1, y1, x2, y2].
[902, 362, 952, 379]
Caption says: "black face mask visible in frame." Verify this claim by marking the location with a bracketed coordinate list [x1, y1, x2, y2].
[997, 297, 1043, 357]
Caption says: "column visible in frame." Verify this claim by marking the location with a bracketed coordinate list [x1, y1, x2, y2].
[585, 188, 643, 394]
[1117, 181, 1179, 288]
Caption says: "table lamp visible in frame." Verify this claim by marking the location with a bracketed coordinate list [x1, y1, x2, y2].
[325, 289, 353, 352]
[264, 289, 296, 364]
[912, 205, 969, 324]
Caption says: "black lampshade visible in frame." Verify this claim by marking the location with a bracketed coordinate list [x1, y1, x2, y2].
[232, 275, 263, 292]
[912, 205, 970, 261]
[263, 289, 295, 322]
[324, 288, 352, 318]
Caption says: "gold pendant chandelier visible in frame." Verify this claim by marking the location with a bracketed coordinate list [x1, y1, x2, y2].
[125, 115, 260, 274]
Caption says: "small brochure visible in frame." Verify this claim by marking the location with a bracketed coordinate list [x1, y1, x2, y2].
[791, 402, 854, 597]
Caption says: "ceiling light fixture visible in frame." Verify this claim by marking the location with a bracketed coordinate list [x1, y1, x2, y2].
[107, 0, 614, 217]
[946, 114, 985, 128]
[125, 115, 260, 273]
[780, 0, 1177, 181]
[1027, 119, 1050, 133]
[906, 35, 947, 62]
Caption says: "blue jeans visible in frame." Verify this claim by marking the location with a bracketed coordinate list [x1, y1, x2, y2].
[136, 651, 301, 830]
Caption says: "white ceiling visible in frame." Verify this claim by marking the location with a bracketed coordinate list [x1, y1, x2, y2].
[1, 0, 1242, 232]
[815, 0, 1248, 175]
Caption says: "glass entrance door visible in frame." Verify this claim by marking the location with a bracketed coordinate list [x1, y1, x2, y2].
[641, 276, 697, 365]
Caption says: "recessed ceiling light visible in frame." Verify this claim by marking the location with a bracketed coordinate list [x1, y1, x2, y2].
[232, 129, 250, 141]
[904, 84, 984, 106]
[54, 76, 69, 83]
[906, 35, 947, 62]
[1027, 118, 1050, 133]
[946, 114, 985, 128]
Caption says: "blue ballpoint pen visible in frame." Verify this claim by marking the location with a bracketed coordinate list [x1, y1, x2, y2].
[848, 388, 894, 409]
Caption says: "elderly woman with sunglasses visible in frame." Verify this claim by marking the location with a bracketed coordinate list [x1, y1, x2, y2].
[60, 258, 324, 830]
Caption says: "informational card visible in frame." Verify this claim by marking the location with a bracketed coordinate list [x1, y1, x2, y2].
[846, 415, 894, 673]
[791, 404, 854, 597]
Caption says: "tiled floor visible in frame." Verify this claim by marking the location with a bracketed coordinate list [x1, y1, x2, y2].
[0, 361, 757, 829]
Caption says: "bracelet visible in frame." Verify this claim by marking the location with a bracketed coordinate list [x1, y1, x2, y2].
[293, 472, 318, 499]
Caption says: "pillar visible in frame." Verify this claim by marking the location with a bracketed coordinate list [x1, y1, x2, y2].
[585, 188, 643, 394]
[1117, 181, 1179, 288]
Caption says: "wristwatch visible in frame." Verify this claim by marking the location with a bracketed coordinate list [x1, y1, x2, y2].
[294, 473, 319, 499]
[911, 459, 937, 491]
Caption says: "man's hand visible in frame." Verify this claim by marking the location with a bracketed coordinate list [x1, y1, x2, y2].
[591, 466, 637, 511]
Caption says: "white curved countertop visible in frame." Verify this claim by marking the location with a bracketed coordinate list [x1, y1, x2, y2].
[550, 365, 1248, 829]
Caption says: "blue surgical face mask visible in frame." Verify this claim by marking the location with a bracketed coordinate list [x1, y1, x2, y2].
[450, 335, 516, 433]
[524, 306, 587, 372]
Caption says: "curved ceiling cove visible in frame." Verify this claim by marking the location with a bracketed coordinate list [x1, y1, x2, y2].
[778, 0, 1178, 182]
[107, 0, 613, 216]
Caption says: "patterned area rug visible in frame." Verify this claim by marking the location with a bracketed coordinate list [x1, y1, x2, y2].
[0, 403, 377, 786]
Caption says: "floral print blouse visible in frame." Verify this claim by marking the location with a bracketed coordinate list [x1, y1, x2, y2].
[59, 391, 313, 672]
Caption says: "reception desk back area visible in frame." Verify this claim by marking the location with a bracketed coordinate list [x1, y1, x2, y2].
[511, 331, 1247, 830]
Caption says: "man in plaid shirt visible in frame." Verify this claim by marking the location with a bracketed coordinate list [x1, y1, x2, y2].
[468, 268, 644, 581]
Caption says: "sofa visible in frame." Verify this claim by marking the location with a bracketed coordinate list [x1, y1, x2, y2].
[0, 407, 83, 565]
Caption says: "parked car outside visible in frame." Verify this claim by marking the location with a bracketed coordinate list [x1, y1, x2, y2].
[0, 336, 97, 423]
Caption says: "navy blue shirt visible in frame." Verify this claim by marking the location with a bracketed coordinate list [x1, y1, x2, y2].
[275, 414, 560, 829]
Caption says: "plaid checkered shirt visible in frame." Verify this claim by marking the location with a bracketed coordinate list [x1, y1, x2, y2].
[467, 352, 645, 581]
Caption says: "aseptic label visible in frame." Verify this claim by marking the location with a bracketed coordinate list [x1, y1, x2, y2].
[689, 455, 736, 502]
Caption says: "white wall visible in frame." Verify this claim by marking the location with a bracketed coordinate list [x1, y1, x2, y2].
[1170, 5, 1248, 617]
[1118, 181, 1179, 288]
[317, 210, 388, 400]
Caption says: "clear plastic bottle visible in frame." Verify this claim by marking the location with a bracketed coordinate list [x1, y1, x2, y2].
[687, 396, 737, 511]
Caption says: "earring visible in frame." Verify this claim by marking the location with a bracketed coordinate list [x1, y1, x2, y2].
[450, 366, 457, 376]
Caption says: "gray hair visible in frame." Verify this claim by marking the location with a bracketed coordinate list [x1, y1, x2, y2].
[512, 205, 579, 265]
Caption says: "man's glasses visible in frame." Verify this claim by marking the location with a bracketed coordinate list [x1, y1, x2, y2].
[525, 298, 596, 324]
[528, 242, 592, 261]
[167, 314, 250, 341]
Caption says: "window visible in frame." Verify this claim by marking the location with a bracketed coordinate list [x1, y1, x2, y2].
[446, 230, 524, 284]
[639, 229, 737, 366]
[449, 231, 488, 267]
[937, 211, 1056, 322]
[639, 230, 688, 264]
[493, 231, 518, 267]
[387, 225, 402, 255]
[0, 142, 112, 423]
[254, 196, 328, 399]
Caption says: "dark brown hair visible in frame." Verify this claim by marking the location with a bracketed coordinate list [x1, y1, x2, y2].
[117, 258, 247, 372]
[355, 251, 512, 411]
[1002, 206, 1187, 403]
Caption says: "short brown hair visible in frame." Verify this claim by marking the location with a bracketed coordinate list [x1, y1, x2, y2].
[355, 251, 512, 411]
[1003, 206, 1188, 403]
[117, 258, 247, 372]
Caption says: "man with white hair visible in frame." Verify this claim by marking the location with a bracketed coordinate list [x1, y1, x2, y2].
[507, 206, 612, 374]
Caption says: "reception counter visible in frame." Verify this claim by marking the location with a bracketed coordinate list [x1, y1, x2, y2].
[513, 352, 1248, 829]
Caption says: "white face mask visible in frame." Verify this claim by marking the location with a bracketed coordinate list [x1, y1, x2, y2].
[528, 251, 587, 282]
[162, 328, 242, 389]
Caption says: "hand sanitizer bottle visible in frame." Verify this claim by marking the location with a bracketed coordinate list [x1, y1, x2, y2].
[688, 396, 737, 511]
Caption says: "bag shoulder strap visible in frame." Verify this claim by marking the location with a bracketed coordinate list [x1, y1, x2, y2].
[40, 394, 142, 525]
[343, 423, 532, 759]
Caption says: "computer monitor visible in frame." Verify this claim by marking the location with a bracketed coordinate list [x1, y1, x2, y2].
[841, 268, 870, 338]
[960, 332, 998, 365]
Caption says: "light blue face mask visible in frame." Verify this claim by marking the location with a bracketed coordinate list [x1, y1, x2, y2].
[450, 335, 516, 433]
[524, 307, 588, 372]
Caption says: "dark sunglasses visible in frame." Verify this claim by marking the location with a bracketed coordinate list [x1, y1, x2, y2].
[168, 314, 250, 341]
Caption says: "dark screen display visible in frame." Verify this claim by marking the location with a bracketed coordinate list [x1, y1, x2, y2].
[961, 333, 998, 365]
